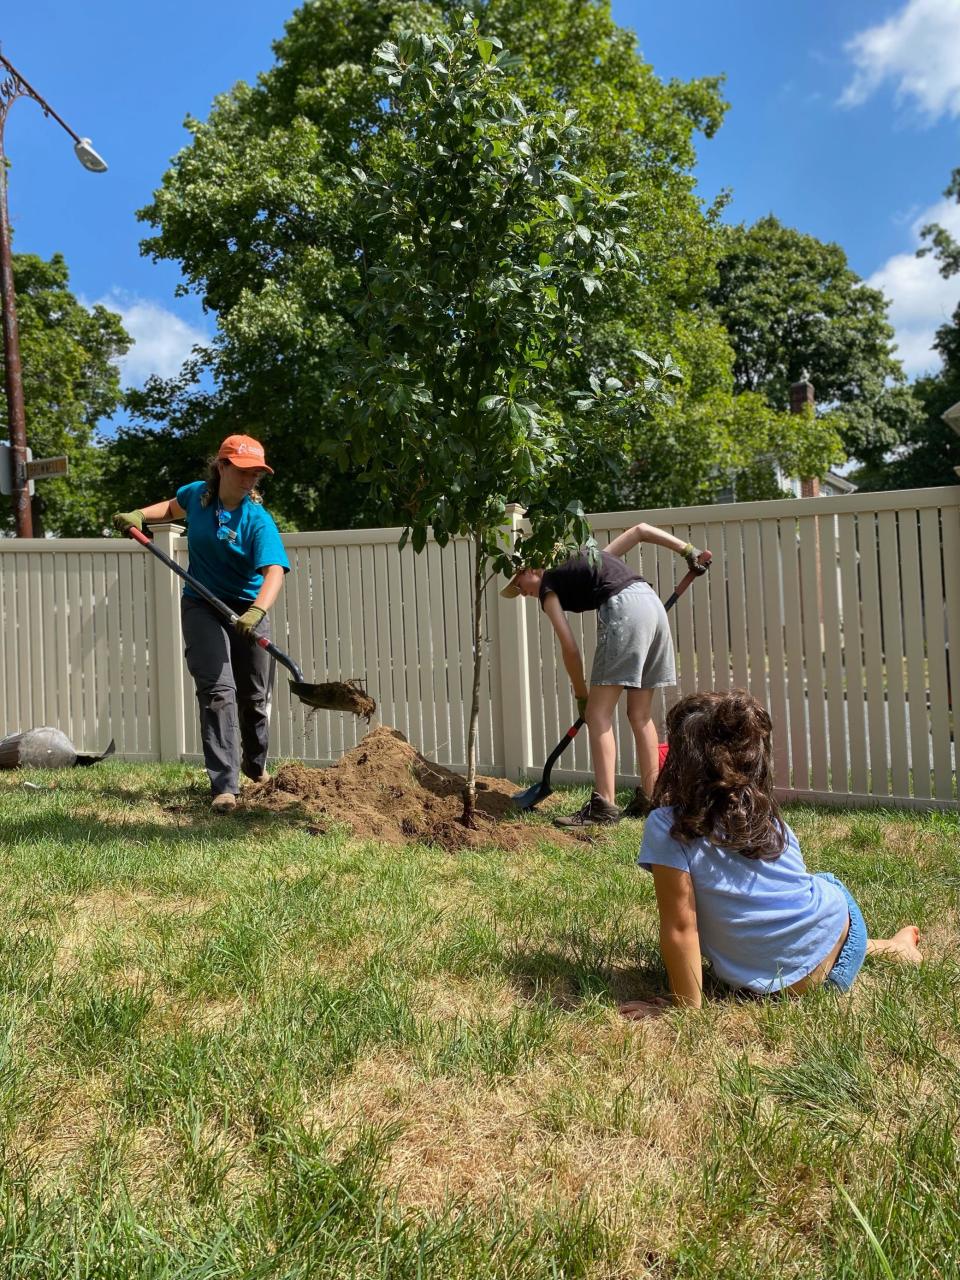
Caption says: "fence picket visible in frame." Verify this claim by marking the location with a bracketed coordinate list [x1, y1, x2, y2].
[759, 523, 790, 785]
[898, 511, 930, 797]
[941, 502, 960, 802]
[703, 520, 728, 690]
[780, 516, 809, 790]
[857, 513, 887, 796]
[741, 521, 768, 714]
[819, 514, 848, 792]
[798, 516, 827, 790]
[876, 512, 910, 796]
[919, 507, 953, 798]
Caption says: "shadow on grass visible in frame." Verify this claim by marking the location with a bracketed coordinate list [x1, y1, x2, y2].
[501, 945, 663, 1009]
[0, 800, 316, 847]
[502, 944, 752, 1014]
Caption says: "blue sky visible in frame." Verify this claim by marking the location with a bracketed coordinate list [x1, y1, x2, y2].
[2, 0, 959, 398]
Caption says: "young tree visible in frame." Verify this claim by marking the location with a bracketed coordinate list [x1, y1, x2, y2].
[1, 253, 129, 535]
[330, 18, 677, 822]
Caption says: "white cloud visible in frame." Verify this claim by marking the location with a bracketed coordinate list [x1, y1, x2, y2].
[93, 292, 210, 386]
[841, 0, 960, 119]
[867, 198, 960, 377]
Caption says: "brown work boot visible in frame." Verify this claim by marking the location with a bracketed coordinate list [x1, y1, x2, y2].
[241, 757, 269, 783]
[621, 787, 652, 819]
[211, 793, 237, 814]
[553, 792, 621, 828]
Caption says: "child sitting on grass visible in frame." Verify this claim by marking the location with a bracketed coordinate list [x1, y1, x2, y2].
[620, 690, 922, 1020]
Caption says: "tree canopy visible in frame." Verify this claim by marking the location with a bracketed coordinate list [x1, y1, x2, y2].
[1, 253, 129, 536]
[855, 169, 960, 491]
[709, 214, 920, 465]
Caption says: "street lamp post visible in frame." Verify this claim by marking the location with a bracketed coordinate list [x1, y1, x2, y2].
[0, 51, 107, 538]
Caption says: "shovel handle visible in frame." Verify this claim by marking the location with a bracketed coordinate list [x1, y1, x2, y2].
[538, 715, 585, 785]
[125, 525, 305, 683]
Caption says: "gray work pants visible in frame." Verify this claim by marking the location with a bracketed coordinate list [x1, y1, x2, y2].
[181, 596, 275, 797]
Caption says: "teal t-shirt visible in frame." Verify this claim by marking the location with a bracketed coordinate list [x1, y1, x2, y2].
[176, 481, 290, 605]
[639, 807, 849, 994]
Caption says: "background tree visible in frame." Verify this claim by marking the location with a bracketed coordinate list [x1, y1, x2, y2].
[332, 19, 677, 821]
[855, 167, 960, 490]
[709, 215, 921, 466]
[1, 253, 129, 535]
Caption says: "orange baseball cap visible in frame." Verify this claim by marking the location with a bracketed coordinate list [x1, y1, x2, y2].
[217, 434, 274, 474]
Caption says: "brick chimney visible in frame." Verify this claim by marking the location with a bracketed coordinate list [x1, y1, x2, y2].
[790, 376, 819, 497]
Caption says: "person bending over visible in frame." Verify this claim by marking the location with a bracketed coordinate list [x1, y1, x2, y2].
[501, 524, 706, 827]
[620, 690, 922, 1018]
[113, 435, 290, 813]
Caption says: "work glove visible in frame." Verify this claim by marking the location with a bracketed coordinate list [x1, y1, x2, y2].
[113, 509, 146, 535]
[576, 694, 589, 720]
[680, 542, 709, 575]
[235, 605, 265, 639]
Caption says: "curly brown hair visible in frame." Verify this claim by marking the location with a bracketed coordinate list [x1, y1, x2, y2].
[653, 690, 786, 861]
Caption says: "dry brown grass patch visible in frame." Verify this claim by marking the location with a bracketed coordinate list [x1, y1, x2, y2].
[53, 890, 212, 974]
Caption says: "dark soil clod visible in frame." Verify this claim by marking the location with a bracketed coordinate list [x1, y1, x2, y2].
[289, 679, 376, 719]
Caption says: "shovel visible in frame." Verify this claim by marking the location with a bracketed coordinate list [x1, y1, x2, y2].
[512, 550, 712, 811]
[125, 526, 376, 717]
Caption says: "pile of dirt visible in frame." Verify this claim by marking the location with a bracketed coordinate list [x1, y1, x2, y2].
[247, 726, 577, 851]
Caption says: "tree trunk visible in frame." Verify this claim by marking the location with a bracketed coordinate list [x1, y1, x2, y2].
[462, 528, 485, 827]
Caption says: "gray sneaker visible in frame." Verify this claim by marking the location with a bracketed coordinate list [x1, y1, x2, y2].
[553, 792, 621, 828]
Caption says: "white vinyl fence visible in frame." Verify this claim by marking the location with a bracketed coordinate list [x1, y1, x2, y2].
[0, 487, 957, 809]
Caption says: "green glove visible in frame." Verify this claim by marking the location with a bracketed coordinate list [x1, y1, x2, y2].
[236, 605, 265, 638]
[576, 694, 588, 720]
[680, 542, 708, 575]
[113, 509, 146, 534]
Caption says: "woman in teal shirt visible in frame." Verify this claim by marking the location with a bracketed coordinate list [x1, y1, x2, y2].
[113, 434, 290, 812]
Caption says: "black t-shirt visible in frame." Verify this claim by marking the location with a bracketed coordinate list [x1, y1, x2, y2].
[538, 550, 643, 614]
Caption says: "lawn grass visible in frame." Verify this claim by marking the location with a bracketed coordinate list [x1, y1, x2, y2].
[0, 762, 958, 1278]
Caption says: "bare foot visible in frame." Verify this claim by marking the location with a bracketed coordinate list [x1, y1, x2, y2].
[867, 925, 922, 966]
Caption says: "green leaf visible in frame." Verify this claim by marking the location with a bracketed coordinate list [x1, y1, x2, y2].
[477, 37, 494, 63]
[556, 194, 575, 219]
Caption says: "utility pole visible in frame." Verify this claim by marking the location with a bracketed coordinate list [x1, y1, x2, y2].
[0, 51, 106, 537]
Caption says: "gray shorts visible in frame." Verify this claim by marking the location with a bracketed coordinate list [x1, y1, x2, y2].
[590, 581, 676, 689]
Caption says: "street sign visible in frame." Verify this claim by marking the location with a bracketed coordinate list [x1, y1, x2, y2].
[0, 442, 35, 496]
[25, 455, 69, 481]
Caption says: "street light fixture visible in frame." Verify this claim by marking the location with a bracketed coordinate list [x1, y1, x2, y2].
[0, 50, 107, 538]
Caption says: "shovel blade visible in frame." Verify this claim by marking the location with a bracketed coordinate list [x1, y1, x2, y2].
[288, 680, 377, 719]
[512, 780, 552, 811]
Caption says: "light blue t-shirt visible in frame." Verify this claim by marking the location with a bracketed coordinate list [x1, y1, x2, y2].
[639, 806, 849, 994]
[176, 481, 290, 605]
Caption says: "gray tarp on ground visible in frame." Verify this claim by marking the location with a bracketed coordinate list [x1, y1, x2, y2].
[0, 727, 115, 768]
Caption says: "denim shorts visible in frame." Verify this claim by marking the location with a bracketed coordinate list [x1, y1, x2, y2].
[815, 872, 868, 992]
